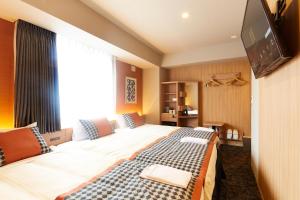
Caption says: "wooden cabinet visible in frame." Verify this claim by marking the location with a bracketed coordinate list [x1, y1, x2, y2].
[161, 113, 177, 122]
[161, 81, 200, 127]
[160, 81, 180, 125]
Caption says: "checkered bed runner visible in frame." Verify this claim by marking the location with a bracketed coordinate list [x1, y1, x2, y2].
[57, 128, 215, 200]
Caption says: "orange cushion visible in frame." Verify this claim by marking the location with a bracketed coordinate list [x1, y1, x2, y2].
[94, 118, 113, 137]
[129, 113, 144, 127]
[0, 128, 42, 165]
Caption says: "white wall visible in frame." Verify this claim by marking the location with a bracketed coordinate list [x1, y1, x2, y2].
[20, 0, 162, 66]
[251, 71, 259, 180]
[162, 40, 246, 67]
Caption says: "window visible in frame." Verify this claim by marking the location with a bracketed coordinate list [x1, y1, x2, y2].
[57, 36, 114, 128]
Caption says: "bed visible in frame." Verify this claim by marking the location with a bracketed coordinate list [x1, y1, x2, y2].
[0, 124, 219, 200]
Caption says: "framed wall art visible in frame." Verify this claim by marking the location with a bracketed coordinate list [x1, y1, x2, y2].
[125, 77, 137, 104]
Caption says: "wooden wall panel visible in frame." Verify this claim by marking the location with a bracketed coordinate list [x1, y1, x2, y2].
[258, 56, 300, 200]
[116, 59, 143, 114]
[167, 58, 251, 136]
[257, 0, 300, 199]
[143, 67, 160, 124]
[0, 18, 14, 129]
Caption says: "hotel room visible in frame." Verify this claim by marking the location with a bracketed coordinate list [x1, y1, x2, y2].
[0, 0, 299, 199]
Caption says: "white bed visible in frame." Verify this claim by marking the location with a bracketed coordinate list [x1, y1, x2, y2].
[0, 124, 217, 200]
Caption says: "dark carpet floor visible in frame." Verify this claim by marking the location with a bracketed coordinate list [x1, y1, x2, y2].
[216, 139, 262, 200]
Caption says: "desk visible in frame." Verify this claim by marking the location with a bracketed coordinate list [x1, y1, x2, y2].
[178, 115, 198, 127]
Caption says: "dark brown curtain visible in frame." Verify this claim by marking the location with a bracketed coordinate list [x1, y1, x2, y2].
[15, 20, 61, 133]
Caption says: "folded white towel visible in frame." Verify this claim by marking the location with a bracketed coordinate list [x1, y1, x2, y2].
[194, 127, 214, 133]
[180, 137, 209, 144]
[140, 164, 192, 188]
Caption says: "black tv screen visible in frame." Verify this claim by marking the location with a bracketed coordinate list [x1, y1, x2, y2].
[241, 0, 290, 78]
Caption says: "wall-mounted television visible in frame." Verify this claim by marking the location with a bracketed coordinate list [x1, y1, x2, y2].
[241, 0, 291, 79]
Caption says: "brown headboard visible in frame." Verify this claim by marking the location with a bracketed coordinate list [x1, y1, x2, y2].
[41, 120, 120, 146]
[42, 128, 73, 146]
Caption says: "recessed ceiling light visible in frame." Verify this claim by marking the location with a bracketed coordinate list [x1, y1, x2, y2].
[231, 35, 237, 39]
[181, 12, 190, 19]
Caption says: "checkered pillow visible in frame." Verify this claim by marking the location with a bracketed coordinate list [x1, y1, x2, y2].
[79, 119, 113, 140]
[0, 149, 5, 167]
[0, 127, 51, 167]
[79, 120, 99, 140]
[123, 114, 135, 128]
[31, 127, 52, 154]
[123, 113, 144, 129]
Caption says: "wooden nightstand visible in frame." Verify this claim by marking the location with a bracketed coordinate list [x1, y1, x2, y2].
[222, 131, 244, 147]
[203, 121, 225, 138]
[203, 121, 244, 146]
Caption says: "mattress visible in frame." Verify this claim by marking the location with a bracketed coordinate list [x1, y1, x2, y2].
[0, 124, 217, 200]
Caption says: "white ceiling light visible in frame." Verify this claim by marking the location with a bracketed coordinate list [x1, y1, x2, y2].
[230, 35, 237, 39]
[181, 12, 190, 19]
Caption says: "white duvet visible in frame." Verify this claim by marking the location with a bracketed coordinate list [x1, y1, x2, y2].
[0, 124, 216, 200]
[0, 125, 178, 200]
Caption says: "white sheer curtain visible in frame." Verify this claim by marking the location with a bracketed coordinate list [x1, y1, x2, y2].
[57, 36, 114, 128]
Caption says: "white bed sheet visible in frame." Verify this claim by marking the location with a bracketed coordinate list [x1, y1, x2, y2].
[0, 124, 217, 200]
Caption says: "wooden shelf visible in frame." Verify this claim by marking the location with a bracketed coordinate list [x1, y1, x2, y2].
[164, 93, 176, 95]
[218, 130, 244, 147]
[203, 121, 225, 127]
[161, 81, 199, 128]
[161, 113, 177, 123]
[178, 115, 198, 119]
[219, 138, 243, 147]
[224, 138, 243, 142]
[161, 81, 178, 84]
[160, 81, 199, 127]
[164, 100, 177, 103]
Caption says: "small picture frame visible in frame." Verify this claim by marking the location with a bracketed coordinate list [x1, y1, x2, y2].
[125, 76, 137, 104]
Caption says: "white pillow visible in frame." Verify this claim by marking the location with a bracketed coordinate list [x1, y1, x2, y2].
[115, 114, 128, 128]
[72, 121, 89, 141]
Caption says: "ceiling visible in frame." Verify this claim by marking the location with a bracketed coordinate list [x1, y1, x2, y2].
[81, 0, 248, 55]
[0, 0, 158, 68]
[0, 0, 248, 67]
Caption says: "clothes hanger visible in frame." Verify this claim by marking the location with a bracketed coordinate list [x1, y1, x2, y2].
[205, 79, 222, 87]
[206, 72, 247, 87]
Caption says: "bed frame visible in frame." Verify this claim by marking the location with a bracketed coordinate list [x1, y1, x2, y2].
[212, 149, 226, 199]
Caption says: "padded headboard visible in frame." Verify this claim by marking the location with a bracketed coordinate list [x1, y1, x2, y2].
[42, 128, 73, 146]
